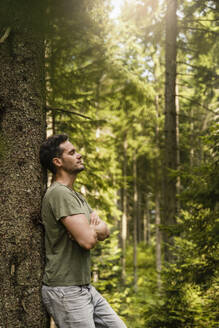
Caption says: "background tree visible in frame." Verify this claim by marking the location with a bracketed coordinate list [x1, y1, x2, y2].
[163, 0, 178, 263]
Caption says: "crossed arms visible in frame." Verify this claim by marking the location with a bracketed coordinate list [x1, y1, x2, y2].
[61, 211, 110, 250]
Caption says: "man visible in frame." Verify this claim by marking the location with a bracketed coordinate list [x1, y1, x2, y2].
[39, 134, 127, 328]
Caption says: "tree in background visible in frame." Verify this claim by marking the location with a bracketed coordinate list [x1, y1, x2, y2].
[163, 0, 178, 263]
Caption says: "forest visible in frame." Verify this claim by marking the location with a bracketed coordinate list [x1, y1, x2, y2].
[0, 0, 218, 327]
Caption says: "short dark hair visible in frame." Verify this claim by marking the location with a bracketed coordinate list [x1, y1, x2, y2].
[39, 134, 68, 174]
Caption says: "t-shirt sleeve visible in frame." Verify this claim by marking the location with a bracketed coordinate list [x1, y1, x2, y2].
[87, 203, 93, 214]
[49, 187, 86, 221]
[78, 193, 93, 214]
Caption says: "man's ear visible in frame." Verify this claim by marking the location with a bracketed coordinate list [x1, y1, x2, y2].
[52, 157, 62, 169]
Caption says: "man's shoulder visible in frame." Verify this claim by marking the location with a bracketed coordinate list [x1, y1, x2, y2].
[44, 182, 71, 201]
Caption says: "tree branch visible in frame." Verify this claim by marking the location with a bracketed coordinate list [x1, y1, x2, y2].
[177, 46, 197, 54]
[180, 26, 219, 35]
[176, 95, 216, 114]
[183, 19, 219, 22]
[0, 27, 11, 44]
[177, 61, 200, 69]
[46, 106, 92, 120]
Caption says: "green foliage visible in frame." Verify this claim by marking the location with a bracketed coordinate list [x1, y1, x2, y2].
[92, 242, 158, 328]
[145, 122, 219, 328]
[44, 1, 219, 327]
[122, 243, 158, 328]
[146, 206, 218, 327]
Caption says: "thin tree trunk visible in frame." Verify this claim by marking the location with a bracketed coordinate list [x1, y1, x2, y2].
[155, 192, 162, 289]
[50, 52, 56, 136]
[137, 190, 142, 243]
[176, 82, 180, 212]
[45, 40, 56, 137]
[50, 318, 56, 328]
[163, 0, 178, 263]
[0, 1, 48, 327]
[121, 138, 128, 283]
[146, 196, 151, 245]
[143, 205, 147, 244]
[143, 195, 151, 245]
[155, 95, 162, 290]
[133, 155, 138, 291]
[190, 108, 194, 167]
[92, 264, 99, 283]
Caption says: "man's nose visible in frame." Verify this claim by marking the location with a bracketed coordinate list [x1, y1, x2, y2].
[77, 152, 82, 158]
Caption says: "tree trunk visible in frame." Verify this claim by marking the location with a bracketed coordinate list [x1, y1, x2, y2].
[137, 190, 142, 243]
[155, 192, 162, 289]
[163, 0, 178, 263]
[146, 195, 151, 245]
[45, 39, 56, 137]
[155, 95, 162, 289]
[143, 206, 147, 244]
[176, 81, 180, 212]
[190, 108, 194, 167]
[133, 155, 138, 291]
[143, 194, 151, 245]
[0, 1, 48, 327]
[121, 138, 128, 283]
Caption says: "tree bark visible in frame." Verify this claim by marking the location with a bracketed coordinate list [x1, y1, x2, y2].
[143, 206, 147, 244]
[0, 1, 48, 327]
[121, 138, 128, 283]
[137, 189, 142, 243]
[155, 95, 162, 290]
[190, 108, 194, 167]
[146, 195, 151, 245]
[163, 0, 178, 263]
[175, 81, 180, 213]
[133, 155, 138, 291]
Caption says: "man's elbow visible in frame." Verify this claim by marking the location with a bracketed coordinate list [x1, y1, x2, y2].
[79, 236, 97, 250]
[82, 241, 96, 250]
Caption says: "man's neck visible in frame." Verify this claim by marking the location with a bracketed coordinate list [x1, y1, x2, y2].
[54, 172, 76, 189]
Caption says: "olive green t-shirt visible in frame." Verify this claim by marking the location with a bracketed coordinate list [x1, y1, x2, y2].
[41, 182, 93, 286]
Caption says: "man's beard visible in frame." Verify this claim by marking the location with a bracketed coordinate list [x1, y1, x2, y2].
[75, 166, 85, 173]
[64, 165, 85, 174]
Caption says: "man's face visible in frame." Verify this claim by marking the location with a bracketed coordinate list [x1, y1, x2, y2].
[57, 140, 84, 174]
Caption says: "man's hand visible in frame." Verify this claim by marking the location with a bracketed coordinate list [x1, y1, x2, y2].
[90, 211, 110, 241]
[90, 211, 101, 226]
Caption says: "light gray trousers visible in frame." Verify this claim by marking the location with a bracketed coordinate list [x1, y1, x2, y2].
[42, 285, 127, 328]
